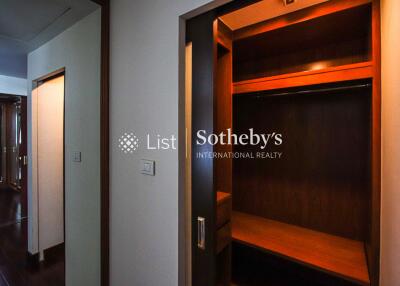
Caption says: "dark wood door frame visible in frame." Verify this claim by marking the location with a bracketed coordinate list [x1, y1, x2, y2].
[178, 2, 262, 285]
[19, 96, 28, 218]
[89, 1, 110, 286]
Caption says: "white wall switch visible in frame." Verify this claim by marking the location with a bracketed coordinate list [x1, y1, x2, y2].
[73, 151, 82, 162]
[141, 159, 155, 176]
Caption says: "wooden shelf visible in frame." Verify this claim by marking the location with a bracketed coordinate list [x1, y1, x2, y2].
[232, 211, 370, 286]
[233, 62, 373, 94]
[216, 192, 232, 254]
[216, 191, 232, 230]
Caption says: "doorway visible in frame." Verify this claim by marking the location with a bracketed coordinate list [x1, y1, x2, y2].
[33, 72, 65, 261]
[0, 95, 28, 220]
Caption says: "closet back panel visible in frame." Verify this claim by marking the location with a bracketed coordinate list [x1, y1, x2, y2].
[232, 85, 371, 241]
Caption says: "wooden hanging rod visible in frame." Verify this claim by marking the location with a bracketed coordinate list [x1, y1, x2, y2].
[235, 83, 372, 98]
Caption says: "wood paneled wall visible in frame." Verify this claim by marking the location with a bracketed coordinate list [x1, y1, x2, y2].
[233, 85, 372, 241]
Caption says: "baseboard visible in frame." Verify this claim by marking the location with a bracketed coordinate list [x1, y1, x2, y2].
[26, 242, 65, 265]
[26, 251, 40, 267]
[44, 243, 65, 263]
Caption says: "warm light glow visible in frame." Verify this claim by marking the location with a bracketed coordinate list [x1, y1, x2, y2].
[309, 62, 328, 71]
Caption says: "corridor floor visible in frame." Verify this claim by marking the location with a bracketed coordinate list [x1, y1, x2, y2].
[0, 187, 64, 286]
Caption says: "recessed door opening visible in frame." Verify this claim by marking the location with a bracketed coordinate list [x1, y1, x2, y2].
[32, 71, 65, 283]
[184, 0, 381, 285]
[0, 93, 28, 227]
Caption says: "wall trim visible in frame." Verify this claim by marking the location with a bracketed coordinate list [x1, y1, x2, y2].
[91, 1, 110, 286]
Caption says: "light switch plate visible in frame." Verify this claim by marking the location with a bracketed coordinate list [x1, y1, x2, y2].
[141, 159, 155, 176]
[73, 151, 81, 162]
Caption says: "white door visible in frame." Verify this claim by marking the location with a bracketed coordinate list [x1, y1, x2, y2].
[37, 75, 64, 252]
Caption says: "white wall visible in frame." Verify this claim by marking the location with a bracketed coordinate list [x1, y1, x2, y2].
[111, 1, 400, 285]
[27, 9, 101, 286]
[381, 0, 400, 285]
[0, 75, 27, 96]
[109, 1, 229, 285]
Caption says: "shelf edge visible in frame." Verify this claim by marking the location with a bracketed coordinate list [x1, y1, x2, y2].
[233, 62, 373, 95]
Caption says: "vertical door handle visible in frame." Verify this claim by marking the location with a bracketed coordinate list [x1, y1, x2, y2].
[197, 217, 205, 250]
[18, 156, 28, 165]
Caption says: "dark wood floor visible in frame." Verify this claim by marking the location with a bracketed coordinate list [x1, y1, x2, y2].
[0, 187, 65, 286]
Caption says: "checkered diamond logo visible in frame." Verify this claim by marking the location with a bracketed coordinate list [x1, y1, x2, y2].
[118, 132, 139, 153]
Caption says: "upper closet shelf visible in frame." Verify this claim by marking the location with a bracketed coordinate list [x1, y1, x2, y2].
[233, 61, 373, 94]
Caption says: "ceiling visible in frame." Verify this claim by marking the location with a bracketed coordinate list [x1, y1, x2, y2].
[220, 0, 329, 31]
[0, 0, 99, 78]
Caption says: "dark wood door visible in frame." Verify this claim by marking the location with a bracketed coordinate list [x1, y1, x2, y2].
[19, 97, 27, 217]
[187, 11, 218, 286]
[6, 102, 18, 187]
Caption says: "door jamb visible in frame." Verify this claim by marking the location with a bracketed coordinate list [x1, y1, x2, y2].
[88, 1, 110, 285]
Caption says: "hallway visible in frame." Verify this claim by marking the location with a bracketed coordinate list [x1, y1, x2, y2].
[0, 187, 64, 286]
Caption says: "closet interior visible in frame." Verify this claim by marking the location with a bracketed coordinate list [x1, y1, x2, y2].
[212, 0, 380, 285]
